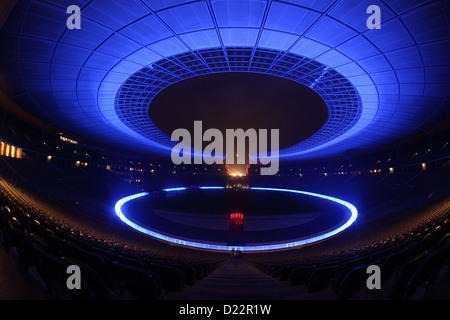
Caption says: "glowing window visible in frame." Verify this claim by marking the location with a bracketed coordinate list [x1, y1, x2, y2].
[230, 213, 243, 225]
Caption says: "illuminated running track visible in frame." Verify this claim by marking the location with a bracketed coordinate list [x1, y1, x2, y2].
[114, 186, 358, 252]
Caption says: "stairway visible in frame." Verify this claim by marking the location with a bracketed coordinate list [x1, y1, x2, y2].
[164, 258, 302, 300]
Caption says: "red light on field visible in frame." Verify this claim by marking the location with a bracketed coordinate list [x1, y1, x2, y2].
[230, 212, 243, 225]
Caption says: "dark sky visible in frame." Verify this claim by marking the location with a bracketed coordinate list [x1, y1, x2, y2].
[149, 72, 328, 151]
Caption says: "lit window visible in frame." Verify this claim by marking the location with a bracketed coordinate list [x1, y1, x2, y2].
[230, 213, 243, 225]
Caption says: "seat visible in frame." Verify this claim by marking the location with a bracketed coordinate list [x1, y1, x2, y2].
[8, 222, 41, 270]
[0, 209, 14, 251]
[389, 251, 429, 300]
[403, 240, 450, 299]
[69, 242, 116, 290]
[111, 260, 162, 300]
[305, 264, 339, 293]
[143, 259, 185, 292]
[289, 264, 316, 286]
[379, 247, 409, 284]
[186, 262, 205, 280]
[266, 264, 281, 277]
[335, 264, 373, 300]
[167, 262, 197, 285]
[278, 265, 294, 281]
[436, 233, 450, 250]
[32, 240, 95, 300]
[61, 256, 110, 300]
[57, 239, 81, 260]
[115, 254, 144, 269]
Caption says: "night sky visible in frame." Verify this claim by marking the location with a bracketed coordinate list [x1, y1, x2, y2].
[149, 72, 328, 151]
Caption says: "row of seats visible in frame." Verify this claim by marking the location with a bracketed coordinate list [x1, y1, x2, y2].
[245, 198, 450, 300]
[0, 169, 226, 299]
[0, 196, 225, 299]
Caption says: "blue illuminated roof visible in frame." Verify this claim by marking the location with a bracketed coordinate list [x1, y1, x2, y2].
[115, 47, 362, 155]
[0, 0, 449, 160]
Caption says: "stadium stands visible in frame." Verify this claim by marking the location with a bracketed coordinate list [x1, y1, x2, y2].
[0, 156, 227, 300]
[0, 147, 448, 300]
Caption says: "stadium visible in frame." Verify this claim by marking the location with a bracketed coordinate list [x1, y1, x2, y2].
[0, 0, 449, 305]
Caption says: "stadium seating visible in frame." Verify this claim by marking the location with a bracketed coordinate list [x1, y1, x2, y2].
[0, 150, 448, 300]
[0, 157, 226, 300]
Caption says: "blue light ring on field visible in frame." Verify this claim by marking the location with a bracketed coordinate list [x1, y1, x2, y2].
[114, 187, 358, 252]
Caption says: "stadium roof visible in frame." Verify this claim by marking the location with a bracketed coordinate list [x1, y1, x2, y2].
[0, 0, 449, 160]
